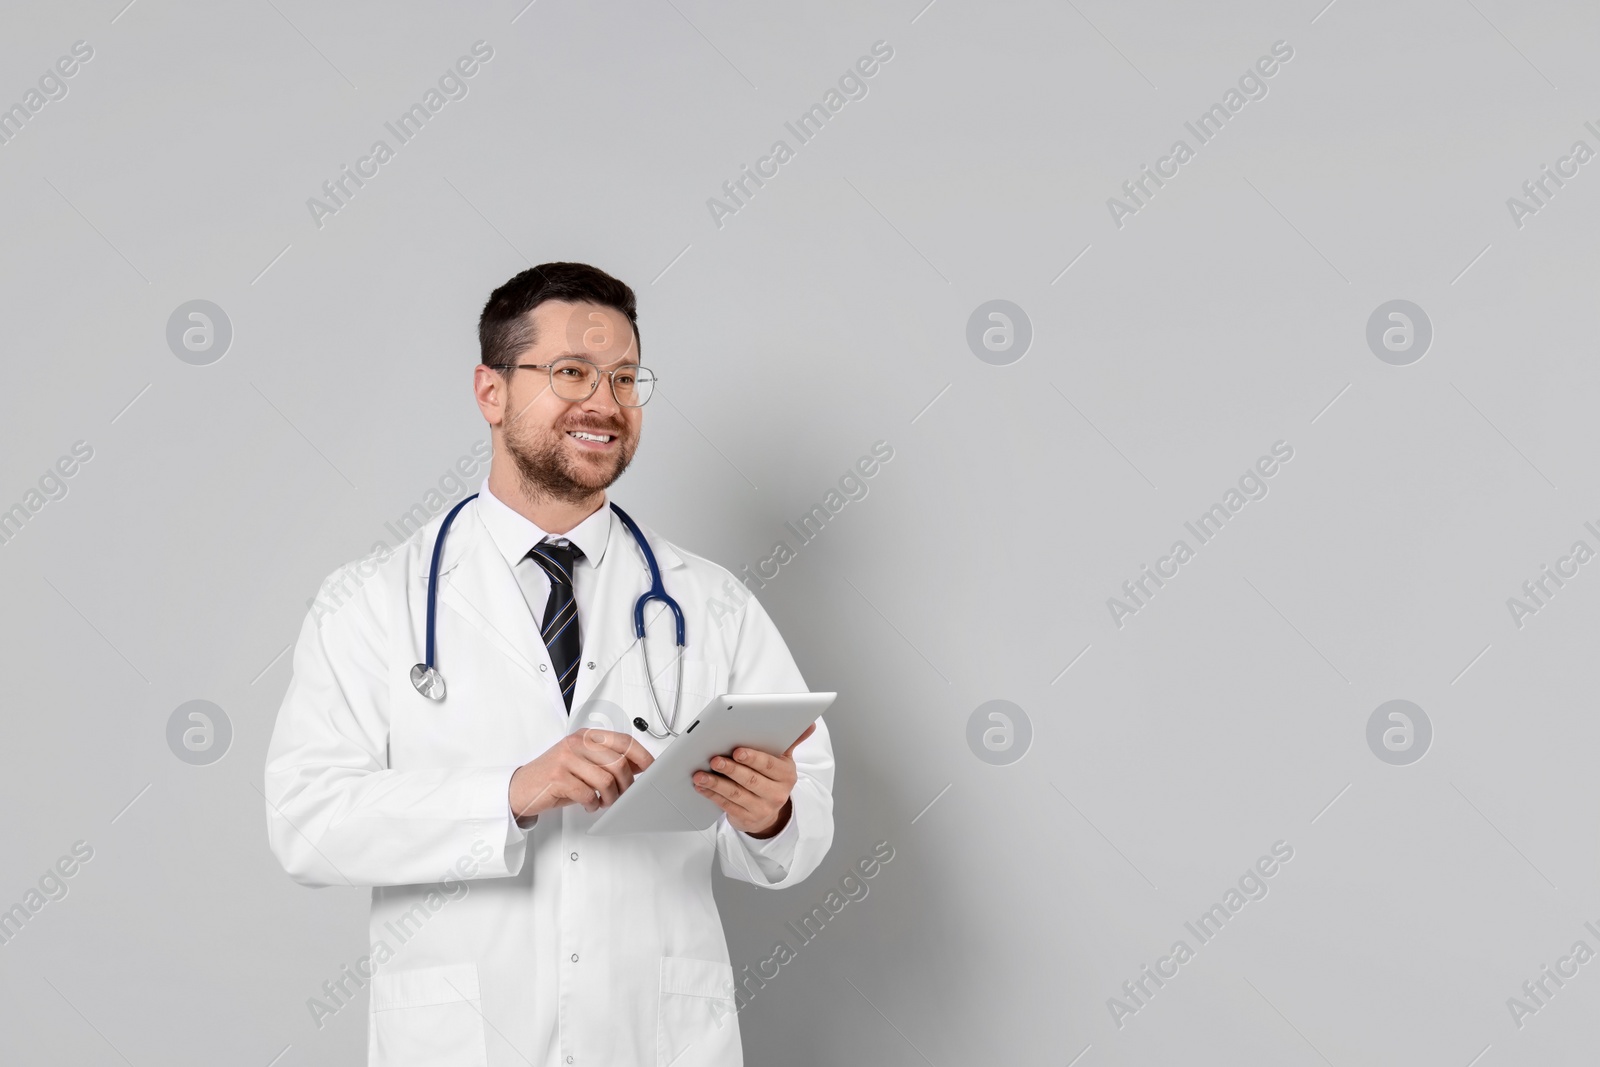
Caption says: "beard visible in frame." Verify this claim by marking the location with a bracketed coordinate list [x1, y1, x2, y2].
[503, 410, 638, 506]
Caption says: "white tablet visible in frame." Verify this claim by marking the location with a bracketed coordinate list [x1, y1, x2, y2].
[587, 692, 837, 836]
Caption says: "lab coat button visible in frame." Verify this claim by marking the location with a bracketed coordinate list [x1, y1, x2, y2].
[571, 953, 579, 962]
[539, 664, 548, 672]
[586, 661, 595, 669]
[570, 851, 579, 861]
[567, 1058, 574, 1064]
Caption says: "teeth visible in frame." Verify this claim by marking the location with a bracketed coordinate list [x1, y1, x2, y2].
[569, 431, 612, 442]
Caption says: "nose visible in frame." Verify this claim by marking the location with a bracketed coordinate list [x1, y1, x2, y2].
[578, 373, 621, 418]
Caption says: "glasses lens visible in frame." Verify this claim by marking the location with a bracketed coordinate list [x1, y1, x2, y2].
[549, 358, 598, 400]
[613, 366, 655, 407]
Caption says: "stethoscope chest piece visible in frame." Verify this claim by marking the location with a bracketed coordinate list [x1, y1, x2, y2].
[411, 663, 446, 701]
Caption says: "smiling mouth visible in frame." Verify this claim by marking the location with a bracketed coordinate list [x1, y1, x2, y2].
[567, 430, 616, 447]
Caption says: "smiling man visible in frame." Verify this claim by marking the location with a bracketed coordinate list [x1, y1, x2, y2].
[265, 262, 835, 1066]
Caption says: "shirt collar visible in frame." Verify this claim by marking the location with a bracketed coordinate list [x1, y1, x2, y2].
[475, 478, 613, 570]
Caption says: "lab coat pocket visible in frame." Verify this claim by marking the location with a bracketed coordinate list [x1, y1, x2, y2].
[369, 962, 488, 1067]
[676, 660, 719, 722]
[656, 955, 739, 1066]
[608, 658, 720, 758]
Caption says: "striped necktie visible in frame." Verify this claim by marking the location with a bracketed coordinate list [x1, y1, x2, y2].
[526, 540, 584, 713]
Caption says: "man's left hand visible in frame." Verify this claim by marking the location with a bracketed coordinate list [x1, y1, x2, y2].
[694, 724, 815, 838]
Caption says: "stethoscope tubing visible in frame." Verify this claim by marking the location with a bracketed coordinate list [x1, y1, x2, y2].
[424, 493, 481, 671]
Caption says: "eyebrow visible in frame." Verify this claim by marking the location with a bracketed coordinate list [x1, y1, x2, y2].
[554, 351, 640, 367]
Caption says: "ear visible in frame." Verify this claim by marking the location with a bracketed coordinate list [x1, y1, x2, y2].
[473, 363, 506, 427]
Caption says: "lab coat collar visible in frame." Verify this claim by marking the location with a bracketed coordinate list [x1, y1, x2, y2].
[475, 478, 613, 570]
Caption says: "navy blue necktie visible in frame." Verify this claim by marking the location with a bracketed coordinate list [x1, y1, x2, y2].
[526, 540, 583, 713]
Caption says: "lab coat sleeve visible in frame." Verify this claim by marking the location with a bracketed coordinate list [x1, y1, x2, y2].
[735, 813, 800, 881]
[714, 589, 834, 889]
[264, 572, 528, 889]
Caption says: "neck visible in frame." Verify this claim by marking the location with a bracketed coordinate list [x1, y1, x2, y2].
[486, 459, 605, 536]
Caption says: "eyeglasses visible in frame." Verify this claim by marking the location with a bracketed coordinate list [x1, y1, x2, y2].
[499, 356, 657, 407]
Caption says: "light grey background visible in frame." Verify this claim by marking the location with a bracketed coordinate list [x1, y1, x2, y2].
[1, 0, 1597, 1063]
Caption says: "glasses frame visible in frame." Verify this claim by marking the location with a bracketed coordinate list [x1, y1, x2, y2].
[500, 356, 657, 408]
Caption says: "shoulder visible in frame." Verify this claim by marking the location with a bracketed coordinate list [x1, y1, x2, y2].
[304, 542, 395, 638]
[304, 502, 461, 633]
[631, 520, 742, 592]
[628, 520, 770, 632]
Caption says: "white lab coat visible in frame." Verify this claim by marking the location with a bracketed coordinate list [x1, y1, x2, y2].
[264, 496, 835, 1067]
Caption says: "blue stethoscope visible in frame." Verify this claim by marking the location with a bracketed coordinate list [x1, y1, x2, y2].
[409, 493, 688, 738]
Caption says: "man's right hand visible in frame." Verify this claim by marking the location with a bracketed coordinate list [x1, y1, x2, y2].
[508, 729, 654, 821]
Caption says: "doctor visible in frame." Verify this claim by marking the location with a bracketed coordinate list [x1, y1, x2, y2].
[264, 262, 835, 1067]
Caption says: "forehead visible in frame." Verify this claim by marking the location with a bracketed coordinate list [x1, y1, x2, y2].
[528, 300, 637, 363]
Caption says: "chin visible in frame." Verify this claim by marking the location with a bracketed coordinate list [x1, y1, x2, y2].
[567, 457, 628, 489]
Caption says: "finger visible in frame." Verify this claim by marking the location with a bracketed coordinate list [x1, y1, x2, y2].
[716, 751, 784, 799]
[579, 762, 635, 800]
[566, 760, 620, 808]
[591, 751, 644, 798]
[572, 739, 638, 789]
[577, 729, 654, 773]
[692, 769, 748, 804]
[553, 779, 600, 813]
[708, 755, 770, 795]
[694, 777, 763, 822]
[696, 785, 738, 817]
[728, 746, 790, 782]
[621, 736, 654, 772]
[695, 770, 768, 814]
[609, 763, 637, 793]
[574, 728, 630, 766]
[782, 723, 816, 758]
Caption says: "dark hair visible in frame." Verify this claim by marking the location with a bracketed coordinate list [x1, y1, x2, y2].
[478, 262, 641, 369]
